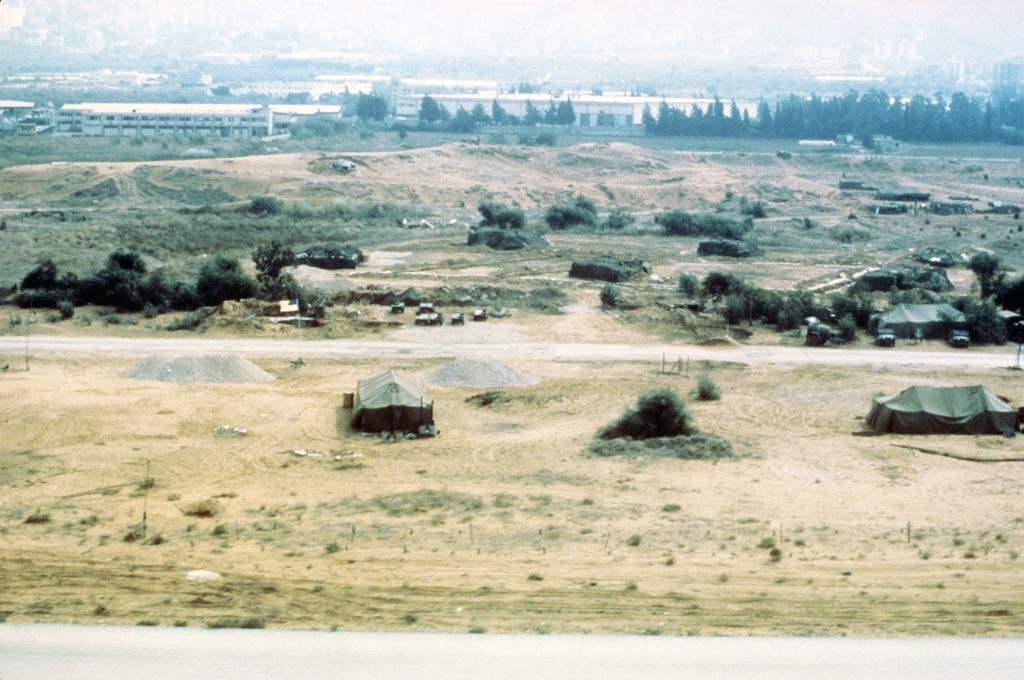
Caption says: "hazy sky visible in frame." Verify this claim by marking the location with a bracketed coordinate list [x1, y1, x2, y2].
[9, 0, 1023, 62]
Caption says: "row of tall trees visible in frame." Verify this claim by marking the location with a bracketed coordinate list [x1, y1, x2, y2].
[419, 95, 576, 130]
[644, 91, 1024, 145]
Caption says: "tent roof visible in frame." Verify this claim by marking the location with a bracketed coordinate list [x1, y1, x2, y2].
[873, 385, 1012, 418]
[355, 370, 431, 410]
[866, 385, 1016, 435]
[874, 303, 965, 326]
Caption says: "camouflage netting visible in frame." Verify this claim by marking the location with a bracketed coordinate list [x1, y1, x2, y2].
[294, 244, 365, 270]
[466, 229, 549, 251]
[569, 256, 648, 283]
[697, 240, 762, 258]
[859, 266, 953, 293]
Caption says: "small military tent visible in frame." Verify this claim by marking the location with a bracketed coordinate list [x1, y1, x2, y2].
[866, 385, 1016, 435]
[352, 370, 434, 433]
[870, 303, 965, 339]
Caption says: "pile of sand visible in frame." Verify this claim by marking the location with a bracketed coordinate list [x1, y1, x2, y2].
[124, 354, 275, 384]
[284, 265, 362, 291]
[424, 358, 540, 388]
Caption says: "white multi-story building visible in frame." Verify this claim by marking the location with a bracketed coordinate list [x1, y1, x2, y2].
[56, 103, 341, 137]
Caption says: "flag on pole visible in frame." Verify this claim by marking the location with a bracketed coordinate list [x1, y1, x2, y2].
[279, 299, 299, 313]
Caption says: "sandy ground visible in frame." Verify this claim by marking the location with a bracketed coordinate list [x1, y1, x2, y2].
[3, 340, 1024, 636]
[4, 141, 1024, 635]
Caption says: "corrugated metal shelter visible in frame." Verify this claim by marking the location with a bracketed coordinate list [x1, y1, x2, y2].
[352, 370, 433, 433]
[866, 385, 1016, 435]
[871, 303, 965, 339]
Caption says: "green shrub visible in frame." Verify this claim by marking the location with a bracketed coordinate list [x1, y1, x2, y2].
[477, 201, 525, 229]
[600, 284, 619, 309]
[830, 291, 874, 328]
[702, 271, 747, 298]
[678, 273, 700, 297]
[56, 299, 74, 319]
[603, 208, 635, 231]
[544, 195, 598, 230]
[166, 308, 212, 332]
[696, 375, 721, 401]
[739, 197, 768, 218]
[777, 291, 813, 331]
[836, 314, 857, 342]
[248, 196, 282, 215]
[953, 296, 1006, 344]
[626, 534, 643, 547]
[656, 210, 752, 239]
[534, 132, 557, 146]
[829, 224, 871, 243]
[722, 294, 748, 325]
[598, 389, 695, 440]
[195, 256, 257, 306]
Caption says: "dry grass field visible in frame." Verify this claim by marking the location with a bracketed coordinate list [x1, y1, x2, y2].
[3, 138, 1024, 635]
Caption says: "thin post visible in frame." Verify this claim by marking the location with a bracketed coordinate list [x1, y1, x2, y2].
[24, 305, 30, 372]
[662, 353, 665, 374]
[142, 460, 150, 539]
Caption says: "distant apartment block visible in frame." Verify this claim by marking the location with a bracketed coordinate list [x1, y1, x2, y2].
[56, 103, 341, 137]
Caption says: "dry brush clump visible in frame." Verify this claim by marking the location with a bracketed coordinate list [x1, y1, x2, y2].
[591, 389, 734, 460]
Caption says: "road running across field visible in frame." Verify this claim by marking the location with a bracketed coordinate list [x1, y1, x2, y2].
[0, 334, 1019, 371]
[2, 624, 1023, 680]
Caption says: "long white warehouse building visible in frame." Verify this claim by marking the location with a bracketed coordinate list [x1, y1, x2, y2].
[56, 103, 341, 137]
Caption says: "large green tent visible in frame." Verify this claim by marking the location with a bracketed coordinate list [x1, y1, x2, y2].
[866, 385, 1016, 435]
[352, 370, 434, 433]
[870, 303, 965, 339]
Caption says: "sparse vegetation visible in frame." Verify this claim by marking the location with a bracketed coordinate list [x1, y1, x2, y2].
[544, 195, 598, 230]
[655, 210, 752, 240]
[598, 389, 695, 440]
[206, 616, 266, 629]
[696, 375, 722, 401]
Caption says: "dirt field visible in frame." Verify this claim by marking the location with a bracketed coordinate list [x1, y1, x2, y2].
[3, 140, 1024, 636]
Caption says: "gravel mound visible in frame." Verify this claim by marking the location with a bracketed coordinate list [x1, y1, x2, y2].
[125, 354, 275, 384]
[424, 358, 541, 388]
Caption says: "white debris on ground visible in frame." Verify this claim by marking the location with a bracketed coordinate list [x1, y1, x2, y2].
[185, 570, 222, 582]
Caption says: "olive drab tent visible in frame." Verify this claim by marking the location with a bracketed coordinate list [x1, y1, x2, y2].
[866, 385, 1017, 435]
[869, 303, 965, 339]
[352, 370, 434, 433]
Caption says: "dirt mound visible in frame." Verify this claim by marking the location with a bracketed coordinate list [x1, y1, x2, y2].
[424, 358, 541, 388]
[124, 354, 275, 384]
[285, 265, 362, 291]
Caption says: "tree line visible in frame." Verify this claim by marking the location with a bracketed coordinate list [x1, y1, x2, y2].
[643, 90, 1024, 146]
[418, 95, 576, 132]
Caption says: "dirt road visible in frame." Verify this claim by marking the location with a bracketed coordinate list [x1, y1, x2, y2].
[1, 333, 1017, 371]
